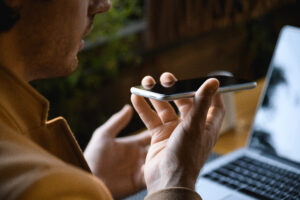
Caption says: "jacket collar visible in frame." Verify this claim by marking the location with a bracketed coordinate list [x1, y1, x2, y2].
[0, 66, 92, 172]
[0, 66, 49, 132]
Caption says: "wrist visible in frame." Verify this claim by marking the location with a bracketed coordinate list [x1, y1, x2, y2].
[148, 182, 195, 195]
[147, 169, 196, 194]
[145, 187, 202, 200]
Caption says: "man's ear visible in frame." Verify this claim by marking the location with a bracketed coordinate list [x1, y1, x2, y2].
[0, 0, 21, 32]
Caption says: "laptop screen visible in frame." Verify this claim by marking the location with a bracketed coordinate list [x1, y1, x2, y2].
[249, 26, 300, 164]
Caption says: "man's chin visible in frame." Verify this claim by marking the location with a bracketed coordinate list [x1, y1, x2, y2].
[30, 59, 79, 81]
[54, 57, 79, 77]
[57, 62, 79, 78]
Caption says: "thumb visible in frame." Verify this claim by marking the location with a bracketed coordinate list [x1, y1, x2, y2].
[99, 104, 133, 138]
[189, 78, 219, 129]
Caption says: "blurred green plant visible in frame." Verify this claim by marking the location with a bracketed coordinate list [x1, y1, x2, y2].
[31, 0, 143, 148]
[74, 0, 143, 87]
[88, 0, 142, 40]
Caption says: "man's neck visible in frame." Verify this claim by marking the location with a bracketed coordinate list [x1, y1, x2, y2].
[0, 33, 29, 82]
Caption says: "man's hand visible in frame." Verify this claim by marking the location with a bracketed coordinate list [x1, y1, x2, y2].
[84, 105, 150, 199]
[131, 72, 225, 194]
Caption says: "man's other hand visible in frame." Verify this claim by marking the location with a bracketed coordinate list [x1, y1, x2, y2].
[84, 105, 150, 199]
[131, 72, 225, 194]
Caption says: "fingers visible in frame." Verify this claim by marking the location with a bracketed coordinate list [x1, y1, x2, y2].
[174, 98, 194, 118]
[160, 72, 193, 118]
[137, 72, 195, 126]
[159, 72, 177, 87]
[99, 105, 133, 138]
[142, 76, 156, 89]
[140, 73, 178, 123]
[131, 94, 162, 130]
[149, 99, 178, 123]
[121, 130, 151, 147]
[136, 130, 152, 146]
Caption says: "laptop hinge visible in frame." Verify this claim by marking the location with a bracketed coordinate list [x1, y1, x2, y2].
[261, 152, 300, 169]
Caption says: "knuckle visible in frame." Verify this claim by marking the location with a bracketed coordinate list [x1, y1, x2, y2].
[158, 108, 174, 122]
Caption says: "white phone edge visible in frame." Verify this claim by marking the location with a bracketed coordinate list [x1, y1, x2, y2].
[130, 82, 257, 101]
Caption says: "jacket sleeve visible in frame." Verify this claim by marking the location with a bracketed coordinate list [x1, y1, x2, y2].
[145, 187, 202, 200]
[19, 168, 113, 200]
[0, 127, 113, 200]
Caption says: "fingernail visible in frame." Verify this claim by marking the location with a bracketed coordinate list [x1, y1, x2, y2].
[208, 85, 219, 96]
[210, 81, 219, 94]
[196, 79, 219, 96]
[142, 76, 156, 87]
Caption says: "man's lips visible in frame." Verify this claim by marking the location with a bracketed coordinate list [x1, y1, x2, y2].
[83, 25, 93, 38]
[79, 19, 94, 51]
[83, 20, 94, 38]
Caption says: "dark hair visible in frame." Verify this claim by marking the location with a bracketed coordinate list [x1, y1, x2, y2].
[0, 0, 19, 32]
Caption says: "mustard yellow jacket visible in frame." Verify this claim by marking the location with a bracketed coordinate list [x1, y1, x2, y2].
[0, 67, 201, 200]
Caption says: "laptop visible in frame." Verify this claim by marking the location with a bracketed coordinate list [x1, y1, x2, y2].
[196, 25, 300, 200]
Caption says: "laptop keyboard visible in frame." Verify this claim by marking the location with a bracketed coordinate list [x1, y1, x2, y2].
[203, 156, 300, 200]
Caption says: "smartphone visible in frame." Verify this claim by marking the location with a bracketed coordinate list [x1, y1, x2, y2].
[130, 75, 257, 101]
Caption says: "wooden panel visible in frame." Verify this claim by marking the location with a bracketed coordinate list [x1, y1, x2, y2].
[146, 0, 296, 49]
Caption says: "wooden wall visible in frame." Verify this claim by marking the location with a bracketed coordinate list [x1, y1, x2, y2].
[139, 0, 300, 81]
[146, 0, 296, 49]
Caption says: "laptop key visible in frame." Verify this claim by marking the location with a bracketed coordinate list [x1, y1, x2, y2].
[239, 187, 273, 200]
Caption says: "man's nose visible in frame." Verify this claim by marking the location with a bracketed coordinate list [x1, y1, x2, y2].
[89, 0, 111, 15]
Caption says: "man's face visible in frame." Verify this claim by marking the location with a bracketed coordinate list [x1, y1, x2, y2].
[9, 0, 111, 80]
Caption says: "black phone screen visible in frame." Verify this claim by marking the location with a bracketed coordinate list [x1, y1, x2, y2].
[147, 75, 252, 95]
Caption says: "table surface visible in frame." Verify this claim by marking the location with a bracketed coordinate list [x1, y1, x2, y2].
[213, 79, 265, 155]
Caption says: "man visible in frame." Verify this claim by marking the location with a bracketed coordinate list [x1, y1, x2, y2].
[0, 0, 225, 199]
